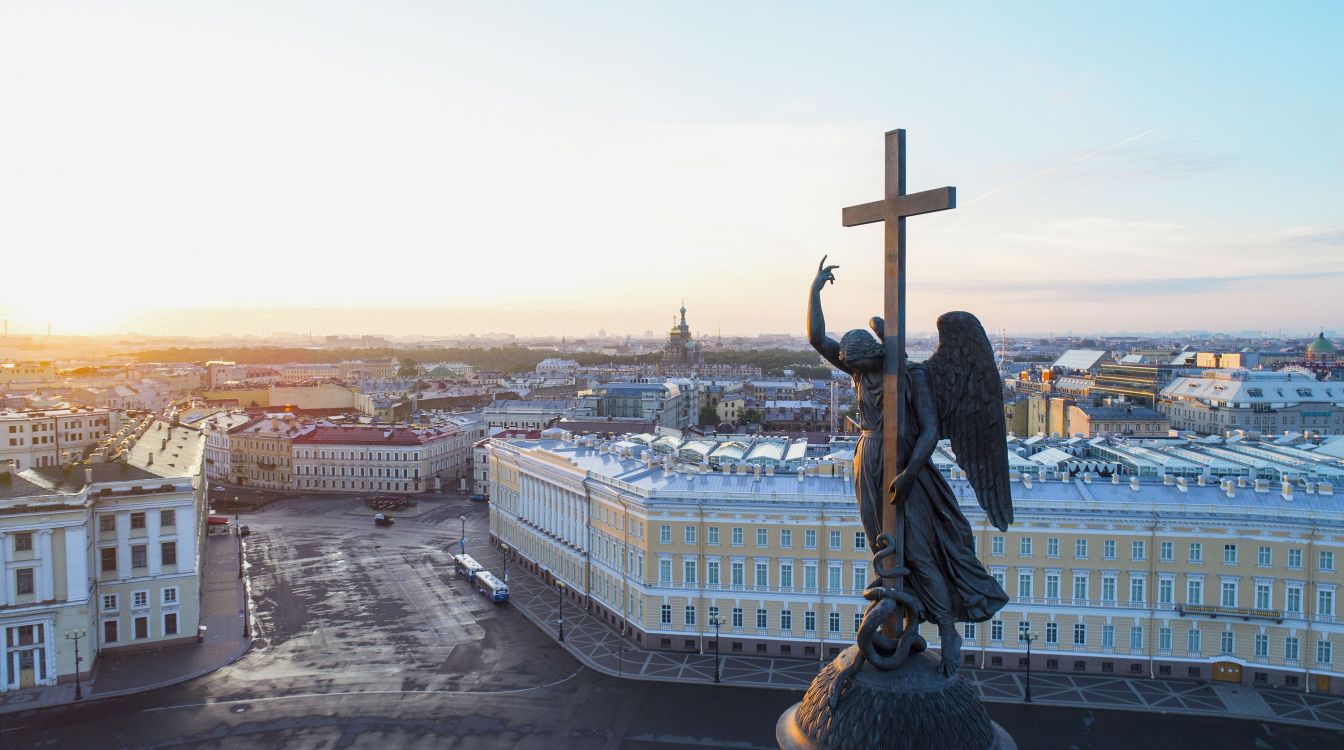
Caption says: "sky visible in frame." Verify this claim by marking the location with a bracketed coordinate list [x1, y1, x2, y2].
[1, 1, 1341, 339]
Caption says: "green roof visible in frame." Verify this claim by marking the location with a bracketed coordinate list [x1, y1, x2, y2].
[1307, 332, 1335, 354]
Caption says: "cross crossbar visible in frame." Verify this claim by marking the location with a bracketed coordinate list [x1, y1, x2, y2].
[841, 187, 957, 227]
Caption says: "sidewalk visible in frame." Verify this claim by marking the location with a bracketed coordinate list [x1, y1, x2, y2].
[480, 540, 1344, 731]
[0, 532, 253, 714]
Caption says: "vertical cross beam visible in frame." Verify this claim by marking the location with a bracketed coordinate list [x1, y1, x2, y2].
[881, 129, 907, 596]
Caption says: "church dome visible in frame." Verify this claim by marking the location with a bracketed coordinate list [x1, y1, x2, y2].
[1306, 332, 1335, 355]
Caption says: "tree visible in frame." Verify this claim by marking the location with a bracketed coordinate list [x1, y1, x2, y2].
[699, 405, 720, 425]
[397, 357, 421, 377]
[740, 408, 763, 424]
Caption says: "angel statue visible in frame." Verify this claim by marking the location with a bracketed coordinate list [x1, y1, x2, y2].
[808, 256, 1011, 681]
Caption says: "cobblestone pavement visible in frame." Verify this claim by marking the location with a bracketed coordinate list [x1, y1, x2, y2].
[479, 537, 1344, 731]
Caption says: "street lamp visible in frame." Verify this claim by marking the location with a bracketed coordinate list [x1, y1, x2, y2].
[499, 542, 510, 582]
[459, 515, 467, 555]
[709, 615, 722, 683]
[63, 629, 86, 700]
[556, 580, 567, 642]
[1019, 629, 1038, 703]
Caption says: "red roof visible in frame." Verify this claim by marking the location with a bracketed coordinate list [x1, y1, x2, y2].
[292, 425, 424, 446]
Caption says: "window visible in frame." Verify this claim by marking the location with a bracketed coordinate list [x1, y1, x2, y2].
[731, 561, 745, 587]
[804, 530, 816, 549]
[660, 605, 672, 625]
[1045, 573, 1060, 600]
[1102, 625, 1115, 648]
[707, 526, 719, 545]
[1223, 544, 1238, 564]
[1255, 634, 1269, 658]
[1285, 636, 1300, 661]
[757, 608, 768, 629]
[853, 565, 867, 592]
[1045, 622, 1058, 644]
[780, 610, 792, 631]
[731, 527, 743, 546]
[1318, 640, 1333, 666]
[133, 590, 148, 607]
[684, 606, 696, 626]
[134, 616, 149, 639]
[160, 509, 176, 527]
[1318, 589, 1335, 617]
[1130, 576, 1145, 604]
[1102, 575, 1116, 602]
[99, 515, 116, 533]
[1188, 628, 1202, 653]
[1017, 572, 1033, 599]
[15, 568, 34, 595]
[1189, 543, 1203, 563]
[1159, 627, 1172, 651]
[1221, 581, 1238, 608]
[1188, 578, 1204, 605]
[1047, 538, 1060, 557]
[1255, 583, 1271, 610]
[1221, 631, 1235, 655]
[827, 565, 841, 591]
[991, 620, 1004, 641]
[1257, 546, 1271, 567]
[1104, 540, 1116, 560]
[756, 528, 768, 547]
[804, 563, 817, 591]
[1074, 623, 1086, 646]
[131, 512, 146, 530]
[15, 532, 33, 552]
[991, 536, 1005, 556]
[101, 547, 117, 573]
[163, 587, 178, 604]
[1073, 574, 1088, 601]
[102, 594, 118, 610]
[804, 611, 816, 632]
[659, 525, 671, 544]
[855, 612, 863, 633]
[104, 620, 119, 643]
[707, 560, 720, 585]
[658, 559, 671, 584]
[161, 542, 177, 566]
[1020, 537, 1033, 556]
[1286, 585, 1303, 613]
[1288, 548, 1303, 569]
[1074, 539, 1088, 558]
[755, 562, 768, 588]
[1160, 542, 1174, 562]
[780, 562, 793, 589]
[164, 612, 178, 636]
[963, 622, 976, 640]
[1131, 541, 1145, 561]
[828, 530, 841, 550]
[683, 560, 696, 584]
[1130, 626, 1144, 650]
[684, 526, 696, 545]
[854, 532, 866, 550]
[1321, 551, 1336, 573]
[1159, 578, 1174, 604]
[779, 529, 791, 548]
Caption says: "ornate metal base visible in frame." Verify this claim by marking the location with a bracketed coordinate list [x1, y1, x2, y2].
[777, 646, 1015, 750]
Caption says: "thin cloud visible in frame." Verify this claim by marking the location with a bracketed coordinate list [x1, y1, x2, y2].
[964, 128, 1161, 206]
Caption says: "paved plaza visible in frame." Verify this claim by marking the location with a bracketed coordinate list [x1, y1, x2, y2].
[0, 494, 1338, 749]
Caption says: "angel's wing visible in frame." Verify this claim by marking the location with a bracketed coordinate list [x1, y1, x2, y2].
[923, 311, 1013, 531]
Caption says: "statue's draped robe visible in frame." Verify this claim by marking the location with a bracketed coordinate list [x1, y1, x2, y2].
[851, 363, 1007, 625]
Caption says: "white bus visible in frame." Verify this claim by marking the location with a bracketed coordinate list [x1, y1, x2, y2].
[475, 571, 509, 603]
[453, 553, 484, 582]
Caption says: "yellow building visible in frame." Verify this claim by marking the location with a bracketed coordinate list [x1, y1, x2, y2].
[488, 434, 1343, 694]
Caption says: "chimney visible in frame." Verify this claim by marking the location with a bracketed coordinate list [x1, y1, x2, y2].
[1162, 474, 1175, 486]
[1111, 473, 1119, 485]
[1176, 477, 1187, 492]
[1022, 474, 1033, 489]
[1280, 480, 1293, 502]
[1318, 483, 1334, 495]
[1254, 479, 1269, 493]
[1083, 473, 1093, 484]
[84, 467, 93, 485]
[1130, 477, 1140, 492]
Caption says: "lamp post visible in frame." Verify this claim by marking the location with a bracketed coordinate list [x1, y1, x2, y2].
[709, 615, 722, 683]
[236, 514, 244, 580]
[499, 542, 510, 582]
[459, 515, 467, 555]
[63, 629, 86, 700]
[1020, 629, 1038, 703]
[556, 580, 567, 642]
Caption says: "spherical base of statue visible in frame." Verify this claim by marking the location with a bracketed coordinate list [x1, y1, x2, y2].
[777, 647, 1015, 750]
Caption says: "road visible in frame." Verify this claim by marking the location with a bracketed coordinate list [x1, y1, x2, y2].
[2, 494, 1339, 749]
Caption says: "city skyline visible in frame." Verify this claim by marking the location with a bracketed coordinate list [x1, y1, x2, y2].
[2, 2, 1341, 337]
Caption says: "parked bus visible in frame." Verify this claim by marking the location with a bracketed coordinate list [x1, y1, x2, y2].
[475, 571, 509, 603]
[453, 553, 484, 582]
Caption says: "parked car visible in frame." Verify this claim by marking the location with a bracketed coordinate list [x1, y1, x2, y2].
[469, 494, 489, 502]
[239, 525, 251, 537]
[374, 513, 394, 526]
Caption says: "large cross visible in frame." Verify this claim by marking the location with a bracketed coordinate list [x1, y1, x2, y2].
[842, 128, 955, 595]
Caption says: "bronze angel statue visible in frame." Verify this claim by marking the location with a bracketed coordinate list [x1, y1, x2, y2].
[808, 256, 1012, 679]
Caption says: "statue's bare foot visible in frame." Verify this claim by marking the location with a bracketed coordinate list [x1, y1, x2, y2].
[938, 626, 962, 677]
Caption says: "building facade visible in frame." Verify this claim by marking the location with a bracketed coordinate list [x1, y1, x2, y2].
[1, 407, 124, 471]
[487, 435, 1343, 694]
[1160, 370, 1344, 436]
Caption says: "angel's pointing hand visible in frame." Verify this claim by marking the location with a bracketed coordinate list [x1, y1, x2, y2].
[813, 255, 839, 291]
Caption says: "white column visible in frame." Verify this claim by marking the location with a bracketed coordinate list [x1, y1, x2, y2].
[64, 526, 88, 602]
[147, 509, 162, 575]
[37, 530, 55, 600]
[116, 512, 131, 576]
[177, 504, 196, 573]
[1, 534, 12, 606]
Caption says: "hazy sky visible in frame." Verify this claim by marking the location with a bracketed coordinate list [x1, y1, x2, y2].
[2, 2, 1340, 338]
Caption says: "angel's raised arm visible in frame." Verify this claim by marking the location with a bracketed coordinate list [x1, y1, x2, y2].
[808, 256, 849, 374]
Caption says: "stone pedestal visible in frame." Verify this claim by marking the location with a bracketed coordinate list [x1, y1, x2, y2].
[777, 646, 1015, 750]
